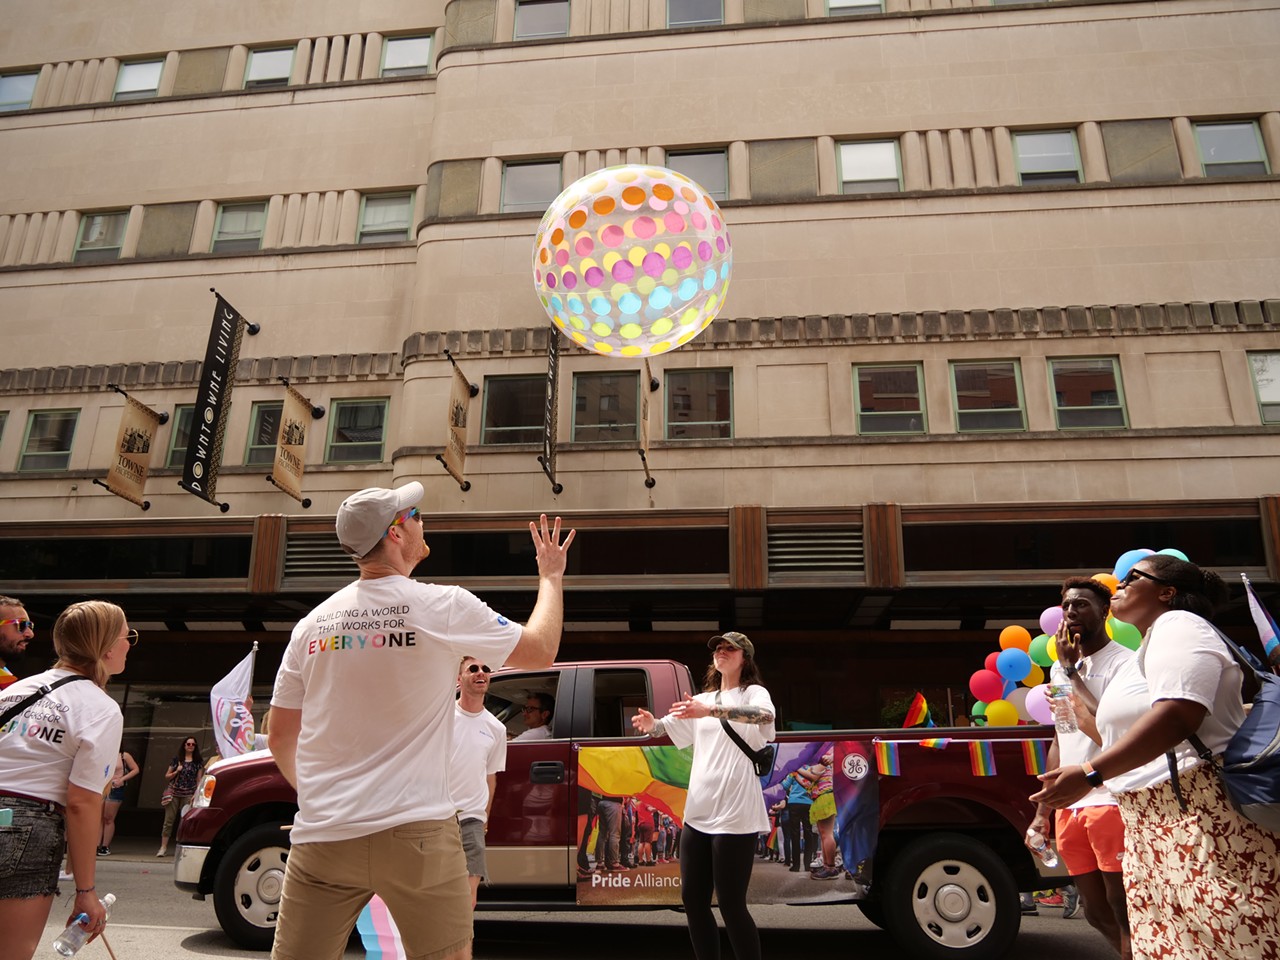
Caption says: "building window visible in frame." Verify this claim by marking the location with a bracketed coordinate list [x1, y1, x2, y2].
[1013, 130, 1081, 185]
[326, 399, 388, 463]
[74, 212, 129, 263]
[1195, 121, 1269, 178]
[828, 0, 883, 13]
[668, 0, 723, 27]
[501, 161, 561, 214]
[244, 47, 294, 89]
[839, 140, 901, 194]
[666, 150, 728, 202]
[0, 411, 7, 446]
[0, 72, 38, 112]
[1049, 358, 1126, 429]
[114, 60, 163, 101]
[482, 376, 545, 445]
[951, 361, 1025, 432]
[246, 401, 283, 465]
[1250, 352, 1280, 424]
[666, 369, 731, 440]
[20, 410, 78, 471]
[855, 364, 925, 434]
[212, 202, 267, 253]
[358, 193, 413, 244]
[515, 0, 570, 39]
[381, 36, 432, 77]
[573, 372, 639, 442]
[166, 405, 194, 468]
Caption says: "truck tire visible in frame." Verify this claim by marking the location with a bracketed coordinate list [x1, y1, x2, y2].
[213, 822, 291, 951]
[881, 833, 1019, 960]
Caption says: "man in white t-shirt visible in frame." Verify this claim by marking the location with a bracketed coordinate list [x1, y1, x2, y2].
[1027, 577, 1133, 959]
[268, 482, 574, 960]
[451, 656, 507, 907]
[511, 693, 554, 741]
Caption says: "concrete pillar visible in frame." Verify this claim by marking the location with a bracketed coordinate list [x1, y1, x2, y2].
[120, 205, 145, 258]
[0, 217, 11, 261]
[47, 62, 70, 106]
[54, 211, 80, 261]
[2, 215, 27, 265]
[318, 191, 340, 244]
[494, 0, 516, 42]
[646, 145, 664, 165]
[625, 146, 644, 164]
[190, 200, 217, 253]
[30, 64, 54, 109]
[224, 46, 248, 90]
[1260, 113, 1280, 173]
[925, 129, 950, 189]
[326, 36, 346, 82]
[158, 52, 180, 97]
[901, 131, 927, 191]
[992, 126, 1017, 186]
[65, 62, 86, 105]
[971, 128, 995, 188]
[35, 211, 61, 262]
[280, 194, 304, 247]
[584, 149, 603, 174]
[816, 135, 837, 195]
[344, 35, 365, 80]
[564, 152, 582, 184]
[480, 157, 503, 214]
[309, 37, 330, 83]
[74, 61, 98, 104]
[724, 0, 745, 23]
[728, 140, 749, 200]
[262, 195, 286, 248]
[17, 212, 44, 264]
[337, 190, 361, 244]
[90, 58, 117, 102]
[361, 33, 382, 79]
[949, 129, 974, 188]
[605, 148, 623, 167]
[1172, 117, 1201, 178]
[1078, 121, 1109, 183]
[290, 39, 312, 86]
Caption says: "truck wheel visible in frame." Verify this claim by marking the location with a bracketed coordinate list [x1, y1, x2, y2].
[881, 833, 1019, 960]
[856, 899, 886, 929]
[213, 823, 291, 951]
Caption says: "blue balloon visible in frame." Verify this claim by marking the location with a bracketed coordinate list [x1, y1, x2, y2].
[1156, 548, 1189, 562]
[1113, 548, 1156, 581]
[996, 647, 1033, 682]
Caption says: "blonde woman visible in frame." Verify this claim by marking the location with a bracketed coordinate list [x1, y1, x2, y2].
[0, 601, 132, 960]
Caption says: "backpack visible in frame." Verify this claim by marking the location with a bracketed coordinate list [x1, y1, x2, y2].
[1167, 627, 1280, 833]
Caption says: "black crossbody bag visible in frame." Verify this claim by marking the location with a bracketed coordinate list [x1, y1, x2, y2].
[715, 690, 777, 778]
[0, 674, 91, 727]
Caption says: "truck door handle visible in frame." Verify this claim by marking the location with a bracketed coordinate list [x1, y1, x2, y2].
[529, 761, 565, 784]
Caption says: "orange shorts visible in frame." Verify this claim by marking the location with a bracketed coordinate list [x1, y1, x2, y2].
[1055, 804, 1125, 875]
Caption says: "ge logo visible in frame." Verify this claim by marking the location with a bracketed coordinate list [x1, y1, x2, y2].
[842, 754, 869, 781]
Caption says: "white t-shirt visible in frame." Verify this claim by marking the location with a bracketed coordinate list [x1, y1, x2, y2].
[272, 575, 521, 843]
[0, 668, 122, 806]
[512, 724, 552, 742]
[451, 703, 507, 822]
[1049, 640, 1134, 809]
[1095, 610, 1245, 795]
[661, 684, 776, 835]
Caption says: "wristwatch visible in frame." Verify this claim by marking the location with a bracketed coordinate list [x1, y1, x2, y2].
[1081, 761, 1104, 788]
[1062, 662, 1079, 679]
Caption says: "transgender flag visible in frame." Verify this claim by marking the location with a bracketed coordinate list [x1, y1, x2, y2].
[1242, 574, 1280, 660]
[357, 896, 406, 960]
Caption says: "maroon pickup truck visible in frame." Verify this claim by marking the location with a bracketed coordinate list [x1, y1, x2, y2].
[175, 659, 1059, 958]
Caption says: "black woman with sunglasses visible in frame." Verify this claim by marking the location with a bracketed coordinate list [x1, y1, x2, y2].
[1033, 555, 1278, 959]
[0, 600, 133, 960]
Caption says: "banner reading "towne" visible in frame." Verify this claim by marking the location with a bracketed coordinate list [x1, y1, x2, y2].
[181, 294, 249, 506]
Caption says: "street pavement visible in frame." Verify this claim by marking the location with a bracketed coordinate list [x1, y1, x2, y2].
[41, 836, 1117, 959]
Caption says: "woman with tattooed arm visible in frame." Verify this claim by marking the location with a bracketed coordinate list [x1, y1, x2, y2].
[632, 632, 776, 960]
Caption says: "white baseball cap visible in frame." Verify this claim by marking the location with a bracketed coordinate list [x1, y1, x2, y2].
[335, 481, 423, 559]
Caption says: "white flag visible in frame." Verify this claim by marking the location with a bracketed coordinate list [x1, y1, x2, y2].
[210, 643, 257, 759]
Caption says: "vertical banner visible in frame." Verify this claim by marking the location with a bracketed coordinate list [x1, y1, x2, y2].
[182, 295, 248, 505]
[105, 396, 162, 507]
[539, 331, 561, 491]
[271, 384, 312, 503]
[640, 359, 653, 456]
[440, 363, 472, 486]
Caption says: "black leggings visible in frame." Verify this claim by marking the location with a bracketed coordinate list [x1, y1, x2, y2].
[679, 825, 760, 960]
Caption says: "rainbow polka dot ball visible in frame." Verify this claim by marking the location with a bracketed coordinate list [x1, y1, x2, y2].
[533, 165, 732, 358]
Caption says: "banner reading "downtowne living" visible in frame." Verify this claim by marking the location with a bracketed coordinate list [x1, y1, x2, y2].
[181, 293, 251, 508]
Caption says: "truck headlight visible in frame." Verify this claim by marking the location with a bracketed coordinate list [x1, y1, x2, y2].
[192, 773, 216, 808]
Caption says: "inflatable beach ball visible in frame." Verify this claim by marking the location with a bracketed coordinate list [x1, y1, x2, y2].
[532, 165, 732, 358]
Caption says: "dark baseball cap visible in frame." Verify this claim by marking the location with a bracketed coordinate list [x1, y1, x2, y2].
[708, 631, 754, 659]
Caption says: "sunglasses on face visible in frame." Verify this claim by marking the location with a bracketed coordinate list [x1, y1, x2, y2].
[1122, 568, 1173, 587]
[466, 663, 492, 674]
[522, 705, 543, 713]
[0, 619, 34, 632]
[118, 629, 139, 646]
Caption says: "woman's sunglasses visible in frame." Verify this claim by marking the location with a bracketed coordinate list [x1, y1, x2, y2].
[466, 663, 492, 674]
[1122, 568, 1174, 587]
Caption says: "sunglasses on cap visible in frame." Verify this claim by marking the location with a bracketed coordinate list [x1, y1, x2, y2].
[383, 507, 420, 541]
[0, 619, 34, 632]
[466, 663, 492, 674]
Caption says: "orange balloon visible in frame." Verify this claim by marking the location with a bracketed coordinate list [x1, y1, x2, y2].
[1091, 572, 1119, 594]
[999, 625, 1032, 651]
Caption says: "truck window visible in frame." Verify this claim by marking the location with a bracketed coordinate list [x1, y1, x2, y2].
[589, 669, 649, 738]
[486, 672, 562, 740]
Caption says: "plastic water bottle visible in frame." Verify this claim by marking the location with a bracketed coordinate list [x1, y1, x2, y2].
[1047, 683, 1078, 734]
[51, 893, 115, 956]
[1026, 828, 1059, 868]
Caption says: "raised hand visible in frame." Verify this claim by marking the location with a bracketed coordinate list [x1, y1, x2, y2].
[529, 514, 575, 578]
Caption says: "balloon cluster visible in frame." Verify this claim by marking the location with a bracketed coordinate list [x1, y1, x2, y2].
[967, 547, 1187, 726]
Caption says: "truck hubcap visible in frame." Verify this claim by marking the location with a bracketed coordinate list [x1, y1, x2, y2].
[933, 882, 971, 921]
[234, 847, 289, 926]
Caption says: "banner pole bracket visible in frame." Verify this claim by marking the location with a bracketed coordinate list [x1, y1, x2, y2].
[265, 474, 311, 508]
[106, 383, 170, 424]
[177, 480, 230, 513]
[209, 288, 260, 334]
[638, 450, 656, 489]
[276, 376, 325, 418]
[537, 455, 563, 495]
[444, 350, 480, 397]
[91, 477, 150, 510]
[434, 454, 472, 491]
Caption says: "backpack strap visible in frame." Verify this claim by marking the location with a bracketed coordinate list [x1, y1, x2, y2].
[715, 689, 765, 765]
[0, 674, 92, 728]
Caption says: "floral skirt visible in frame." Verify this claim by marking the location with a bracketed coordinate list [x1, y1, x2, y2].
[1116, 762, 1280, 960]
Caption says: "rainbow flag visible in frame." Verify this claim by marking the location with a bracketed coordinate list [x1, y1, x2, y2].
[874, 740, 900, 776]
[969, 740, 997, 777]
[919, 737, 952, 750]
[1022, 740, 1048, 776]
[902, 692, 933, 728]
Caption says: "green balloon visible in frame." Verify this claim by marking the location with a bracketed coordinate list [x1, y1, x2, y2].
[1029, 634, 1054, 667]
[970, 701, 989, 726]
[1111, 619, 1142, 651]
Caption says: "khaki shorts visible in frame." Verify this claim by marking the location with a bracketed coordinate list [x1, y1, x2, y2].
[271, 818, 471, 960]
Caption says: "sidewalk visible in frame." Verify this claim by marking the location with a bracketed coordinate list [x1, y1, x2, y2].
[95, 834, 172, 863]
